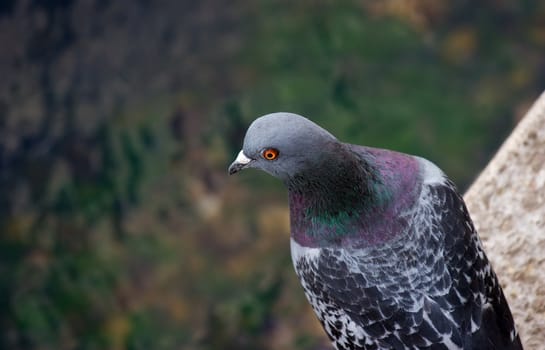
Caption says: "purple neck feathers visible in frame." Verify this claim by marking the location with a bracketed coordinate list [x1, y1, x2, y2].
[289, 145, 421, 248]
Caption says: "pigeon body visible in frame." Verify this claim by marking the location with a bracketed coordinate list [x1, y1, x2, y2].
[229, 112, 522, 350]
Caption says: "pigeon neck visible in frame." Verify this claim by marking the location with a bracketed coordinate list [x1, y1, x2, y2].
[287, 144, 392, 246]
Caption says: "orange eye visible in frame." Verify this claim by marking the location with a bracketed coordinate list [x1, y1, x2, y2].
[262, 148, 279, 160]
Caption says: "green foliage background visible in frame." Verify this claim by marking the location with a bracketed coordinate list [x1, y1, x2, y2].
[1, 1, 543, 349]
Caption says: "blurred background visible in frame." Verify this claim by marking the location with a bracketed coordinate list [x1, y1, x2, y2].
[1, 0, 544, 349]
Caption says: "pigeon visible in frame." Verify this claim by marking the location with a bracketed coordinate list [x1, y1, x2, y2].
[228, 112, 523, 350]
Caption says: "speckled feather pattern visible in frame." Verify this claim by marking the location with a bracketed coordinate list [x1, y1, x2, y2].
[290, 156, 522, 350]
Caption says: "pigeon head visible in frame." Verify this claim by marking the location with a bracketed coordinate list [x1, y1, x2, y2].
[228, 112, 339, 183]
[229, 112, 408, 246]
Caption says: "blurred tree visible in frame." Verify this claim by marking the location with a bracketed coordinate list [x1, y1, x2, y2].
[0, 0, 544, 349]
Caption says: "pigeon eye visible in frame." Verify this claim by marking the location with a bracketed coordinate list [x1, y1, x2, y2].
[262, 148, 279, 160]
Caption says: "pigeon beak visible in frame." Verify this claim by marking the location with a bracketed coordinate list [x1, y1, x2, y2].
[228, 150, 253, 175]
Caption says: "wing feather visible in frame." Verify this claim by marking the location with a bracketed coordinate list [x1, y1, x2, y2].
[292, 177, 522, 349]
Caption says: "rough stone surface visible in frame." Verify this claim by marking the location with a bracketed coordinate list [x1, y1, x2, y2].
[465, 91, 545, 350]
